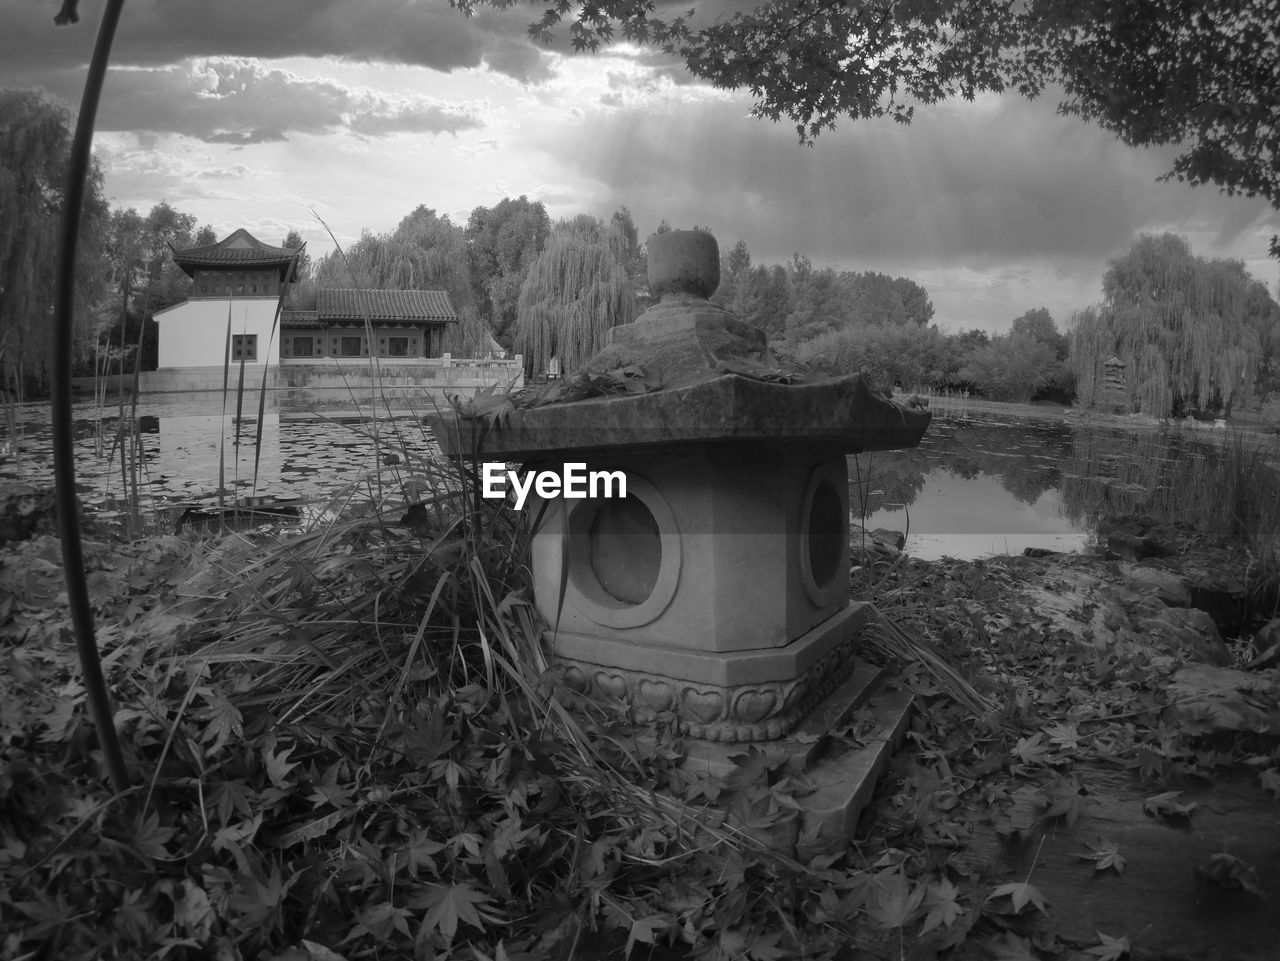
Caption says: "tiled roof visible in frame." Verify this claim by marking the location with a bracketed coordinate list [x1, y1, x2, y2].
[281, 310, 318, 329]
[316, 289, 456, 323]
[173, 228, 297, 277]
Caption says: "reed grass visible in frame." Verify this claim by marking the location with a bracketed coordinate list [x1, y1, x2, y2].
[1061, 424, 1280, 542]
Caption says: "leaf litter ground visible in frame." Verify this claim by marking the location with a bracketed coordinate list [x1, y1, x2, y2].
[2, 516, 1279, 961]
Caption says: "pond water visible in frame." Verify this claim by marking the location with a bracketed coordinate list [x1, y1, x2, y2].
[858, 407, 1280, 560]
[1, 394, 442, 522]
[3, 396, 1276, 559]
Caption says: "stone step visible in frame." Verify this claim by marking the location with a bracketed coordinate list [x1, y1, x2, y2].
[678, 660, 913, 858]
[794, 685, 914, 858]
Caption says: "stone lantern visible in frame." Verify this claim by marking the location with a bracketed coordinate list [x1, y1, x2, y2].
[430, 230, 931, 843]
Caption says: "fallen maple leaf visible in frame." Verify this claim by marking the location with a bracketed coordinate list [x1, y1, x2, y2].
[985, 881, 1048, 916]
[1076, 838, 1127, 875]
[1044, 721, 1083, 751]
[1142, 790, 1197, 820]
[920, 877, 964, 934]
[411, 882, 495, 939]
[1196, 853, 1267, 898]
[1038, 773, 1091, 826]
[1088, 931, 1131, 961]
[624, 914, 670, 959]
[984, 932, 1038, 960]
[1014, 732, 1050, 766]
[865, 869, 925, 929]
[262, 743, 300, 790]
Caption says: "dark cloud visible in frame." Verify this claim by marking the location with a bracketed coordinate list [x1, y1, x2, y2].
[58, 58, 486, 142]
[536, 92, 1278, 271]
[206, 129, 285, 145]
[0, 0, 551, 82]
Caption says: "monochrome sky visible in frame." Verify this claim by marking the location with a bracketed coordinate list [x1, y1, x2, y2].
[3, 0, 1277, 333]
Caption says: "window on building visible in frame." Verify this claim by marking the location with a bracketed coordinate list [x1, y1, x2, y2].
[339, 336, 364, 357]
[232, 335, 257, 361]
[291, 336, 313, 357]
[388, 336, 410, 357]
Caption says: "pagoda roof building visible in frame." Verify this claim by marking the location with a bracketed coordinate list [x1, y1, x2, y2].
[172, 228, 297, 280]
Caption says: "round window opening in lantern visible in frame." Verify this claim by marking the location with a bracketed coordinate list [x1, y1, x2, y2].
[564, 475, 681, 629]
[800, 466, 846, 606]
[588, 494, 661, 604]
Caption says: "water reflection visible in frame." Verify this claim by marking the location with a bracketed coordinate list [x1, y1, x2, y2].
[4, 399, 1276, 558]
[1, 399, 440, 512]
[856, 412, 1279, 560]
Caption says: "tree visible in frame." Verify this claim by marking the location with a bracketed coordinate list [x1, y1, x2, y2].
[465, 196, 551, 346]
[281, 229, 313, 309]
[455, 0, 1280, 255]
[892, 276, 935, 327]
[139, 202, 198, 310]
[515, 215, 636, 377]
[783, 267, 936, 346]
[794, 322, 955, 391]
[1069, 233, 1280, 416]
[784, 267, 859, 344]
[1011, 307, 1068, 361]
[848, 272, 908, 328]
[0, 89, 108, 396]
[736, 263, 794, 339]
[710, 238, 750, 311]
[610, 207, 645, 282]
[959, 331, 1064, 402]
[281, 229, 311, 284]
[91, 202, 209, 375]
[311, 206, 491, 356]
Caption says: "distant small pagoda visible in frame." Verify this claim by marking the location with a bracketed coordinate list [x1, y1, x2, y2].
[1098, 356, 1130, 413]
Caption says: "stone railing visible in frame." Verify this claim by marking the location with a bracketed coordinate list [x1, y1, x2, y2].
[72, 355, 524, 397]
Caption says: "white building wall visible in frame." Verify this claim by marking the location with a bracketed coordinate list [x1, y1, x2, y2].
[154, 297, 280, 370]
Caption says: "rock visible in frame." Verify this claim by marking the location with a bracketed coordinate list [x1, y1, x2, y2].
[1104, 531, 1169, 560]
[1097, 515, 1178, 560]
[0, 482, 57, 544]
[1246, 617, 1280, 670]
[1104, 583, 1167, 621]
[1023, 547, 1071, 558]
[1167, 664, 1280, 737]
[1178, 564, 1250, 635]
[870, 528, 905, 551]
[1124, 565, 1191, 607]
[1138, 607, 1231, 666]
[1248, 642, 1280, 671]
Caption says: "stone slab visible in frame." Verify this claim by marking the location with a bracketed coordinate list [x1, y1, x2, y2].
[429, 372, 931, 460]
[680, 662, 914, 857]
[795, 687, 914, 857]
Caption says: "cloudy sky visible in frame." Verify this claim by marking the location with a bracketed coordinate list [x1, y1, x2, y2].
[3, 0, 1277, 334]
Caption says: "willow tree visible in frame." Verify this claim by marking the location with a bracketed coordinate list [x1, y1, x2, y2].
[0, 90, 108, 396]
[311, 206, 492, 357]
[1070, 234, 1280, 417]
[515, 215, 636, 378]
[465, 196, 552, 346]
